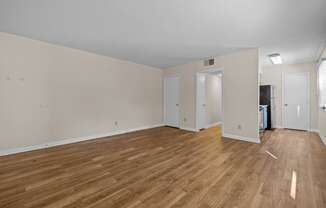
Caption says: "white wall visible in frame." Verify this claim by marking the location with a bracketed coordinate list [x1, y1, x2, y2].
[164, 49, 260, 143]
[0, 32, 163, 151]
[260, 63, 318, 130]
[205, 73, 222, 126]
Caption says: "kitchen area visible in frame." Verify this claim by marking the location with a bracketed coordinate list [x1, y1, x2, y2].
[259, 85, 275, 135]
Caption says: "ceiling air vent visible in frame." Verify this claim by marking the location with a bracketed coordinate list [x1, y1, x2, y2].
[204, 58, 215, 66]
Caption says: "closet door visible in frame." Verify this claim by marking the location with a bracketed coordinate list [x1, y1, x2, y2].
[164, 76, 180, 127]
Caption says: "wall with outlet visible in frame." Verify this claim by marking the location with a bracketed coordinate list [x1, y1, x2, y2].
[164, 49, 260, 142]
[0, 32, 163, 151]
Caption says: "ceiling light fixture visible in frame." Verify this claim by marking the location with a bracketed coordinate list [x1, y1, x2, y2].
[269, 53, 283, 64]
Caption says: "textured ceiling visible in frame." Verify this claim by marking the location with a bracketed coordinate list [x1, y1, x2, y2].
[1, 0, 325, 68]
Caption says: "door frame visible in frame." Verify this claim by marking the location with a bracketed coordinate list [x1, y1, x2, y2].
[281, 71, 310, 131]
[196, 68, 224, 132]
[196, 73, 206, 130]
[163, 75, 180, 128]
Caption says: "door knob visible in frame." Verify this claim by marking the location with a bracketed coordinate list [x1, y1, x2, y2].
[284, 104, 288, 107]
[176, 104, 179, 106]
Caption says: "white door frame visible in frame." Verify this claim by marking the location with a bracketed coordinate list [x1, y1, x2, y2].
[282, 71, 310, 131]
[196, 73, 206, 130]
[196, 68, 224, 132]
[164, 75, 180, 128]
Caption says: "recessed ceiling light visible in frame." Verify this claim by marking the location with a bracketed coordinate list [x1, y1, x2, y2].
[269, 53, 283, 64]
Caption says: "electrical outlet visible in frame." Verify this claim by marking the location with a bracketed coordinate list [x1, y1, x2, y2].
[114, 121, 118, 126]
[237, 124, 242, 130]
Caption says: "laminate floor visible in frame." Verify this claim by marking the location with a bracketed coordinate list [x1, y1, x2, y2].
[0, 126, 325, 208]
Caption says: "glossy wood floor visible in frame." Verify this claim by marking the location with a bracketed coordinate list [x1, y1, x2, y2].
[1, 126, 326, 208]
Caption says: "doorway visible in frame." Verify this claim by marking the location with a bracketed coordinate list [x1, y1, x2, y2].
[283, 72, 310, 130]
[196, 69, 223, 131]
[164, 76, 180, 128]
[196, 73, 206, 129]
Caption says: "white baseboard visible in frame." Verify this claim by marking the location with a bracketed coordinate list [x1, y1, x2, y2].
[222, 133, 261, 144]
[179, 122, 222, 133]
[309, 129, 325, 145]
[180, 126, 199, 132]
[0, 124, 164, 157]
[205, 121, 222, 129]
[273, 125, 283, 129]
[318, 132, 326, 146]
[310, 129, 320, 133]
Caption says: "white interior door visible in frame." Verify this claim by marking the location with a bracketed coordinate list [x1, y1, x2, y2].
[196, 73, 206, 129]
[164, 77, 179, 127]
[283, 72, 309, 130]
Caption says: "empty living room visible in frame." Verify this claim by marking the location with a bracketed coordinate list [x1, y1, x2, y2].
[1, 1, 326, 208]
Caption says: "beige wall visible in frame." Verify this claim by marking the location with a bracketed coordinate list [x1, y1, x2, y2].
[164, 49, 260, 142]
[260, 63, 319, 130]
[0, 32, 163, 151]
[205, 74, 222, 126]
[318, 48, 326, 143]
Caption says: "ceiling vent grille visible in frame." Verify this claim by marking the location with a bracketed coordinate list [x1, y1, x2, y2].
[204, 58, 215, 66]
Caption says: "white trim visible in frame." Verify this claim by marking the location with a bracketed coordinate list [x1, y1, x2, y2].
[282, 72, 311, 131]
[318, 132, 326, 145]
[316, 41, 326, 63]
[196, 72, 205, 130]
[206, 121, 223, 129]
[310, 129, 320, 133]
[222, 133, 261, 144]
[274, 125, 284, 129]
[196, 68, 224, 131]
[308, 129, 325, 146]
[180, 126, 199, 132]
[281, 72, 285, 128]
[0, 124, 164, 157]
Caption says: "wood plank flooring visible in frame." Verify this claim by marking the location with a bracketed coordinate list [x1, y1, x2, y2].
[0, 126, 326, 208]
